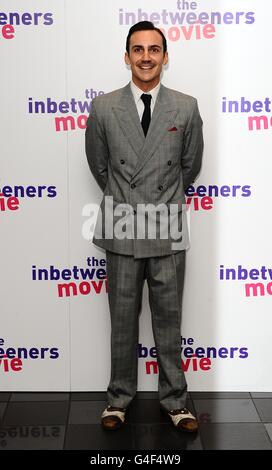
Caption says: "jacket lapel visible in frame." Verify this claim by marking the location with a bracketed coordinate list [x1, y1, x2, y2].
[112, 83, 178, 178]
[112, 84, 145, 159]
[132, 85, 178, 178]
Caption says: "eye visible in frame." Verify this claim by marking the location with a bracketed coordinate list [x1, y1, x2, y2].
[151, 48, 160, 53]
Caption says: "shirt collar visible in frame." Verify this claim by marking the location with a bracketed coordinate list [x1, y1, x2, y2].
[130, 80, 161, 104]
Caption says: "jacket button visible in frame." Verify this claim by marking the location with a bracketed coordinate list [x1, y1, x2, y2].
[133, 209, 136, 215]
[131, 183, 136, 189]
[120, 159, 125, 164]
[158, 185, 163, 191]
[167, 160, 172, 165]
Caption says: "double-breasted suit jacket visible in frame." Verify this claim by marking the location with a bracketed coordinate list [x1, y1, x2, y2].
[85, 83, 203, 258]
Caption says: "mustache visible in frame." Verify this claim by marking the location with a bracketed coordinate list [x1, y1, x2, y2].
[138, 62, 155, 66]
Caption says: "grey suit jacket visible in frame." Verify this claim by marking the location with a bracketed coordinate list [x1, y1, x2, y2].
[85, 82, 203, 258]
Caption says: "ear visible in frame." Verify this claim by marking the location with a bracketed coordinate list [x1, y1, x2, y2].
[163, 51, 169, 66]
[124, 51, 131, 66]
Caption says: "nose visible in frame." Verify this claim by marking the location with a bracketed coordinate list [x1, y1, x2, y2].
[142, 48, 151, 61]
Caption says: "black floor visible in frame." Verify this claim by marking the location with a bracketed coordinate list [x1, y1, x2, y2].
[0, 392, 272, 450]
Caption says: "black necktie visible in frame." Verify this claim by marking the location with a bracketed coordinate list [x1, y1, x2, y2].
[140, 94, 152, 136]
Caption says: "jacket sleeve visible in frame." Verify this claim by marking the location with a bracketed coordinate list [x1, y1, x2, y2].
[85, 100, 109, 192]
[181, 99, 204, 191]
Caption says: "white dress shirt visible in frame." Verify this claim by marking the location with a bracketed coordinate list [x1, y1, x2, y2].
[130, 80, 161, 121]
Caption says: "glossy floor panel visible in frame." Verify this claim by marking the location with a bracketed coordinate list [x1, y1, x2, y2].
[0, 425, 66, 450]
[0, 402, 7, 422]
[0, 393, 11, 402]
[3, 401, 70, 426]
[64, 424, 134, 450]
[199, 423, 272, 450]
[0, 392, 271, 450]
[253, 399, 272, 422]
[194, 398, 261, 423]
[10, 393, 70, 402]
[132, 423, 203, 450]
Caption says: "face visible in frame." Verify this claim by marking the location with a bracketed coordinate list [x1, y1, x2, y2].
[125, 30, 168, 92]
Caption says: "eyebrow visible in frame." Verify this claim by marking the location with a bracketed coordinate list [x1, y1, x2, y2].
[132, 44, 162, 49]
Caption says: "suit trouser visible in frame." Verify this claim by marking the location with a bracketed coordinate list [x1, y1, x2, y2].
[105, 249, 187, 412]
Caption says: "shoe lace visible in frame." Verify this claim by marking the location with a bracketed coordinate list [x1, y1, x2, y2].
[170, 408, 189, 415]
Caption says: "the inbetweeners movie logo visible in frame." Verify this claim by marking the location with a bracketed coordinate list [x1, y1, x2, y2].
[222, 97, 272, 132]
[118, 0, 255, 42]
[0, 10, 53, 39]
[0, 337, 59, 373]
[139, 336, 249, 375]
[220, 264, 272, 299]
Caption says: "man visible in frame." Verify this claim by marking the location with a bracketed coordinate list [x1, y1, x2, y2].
[85, 21, 203, 433]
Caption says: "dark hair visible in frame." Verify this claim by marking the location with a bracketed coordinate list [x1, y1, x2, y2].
[126, 21, 167, 55]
